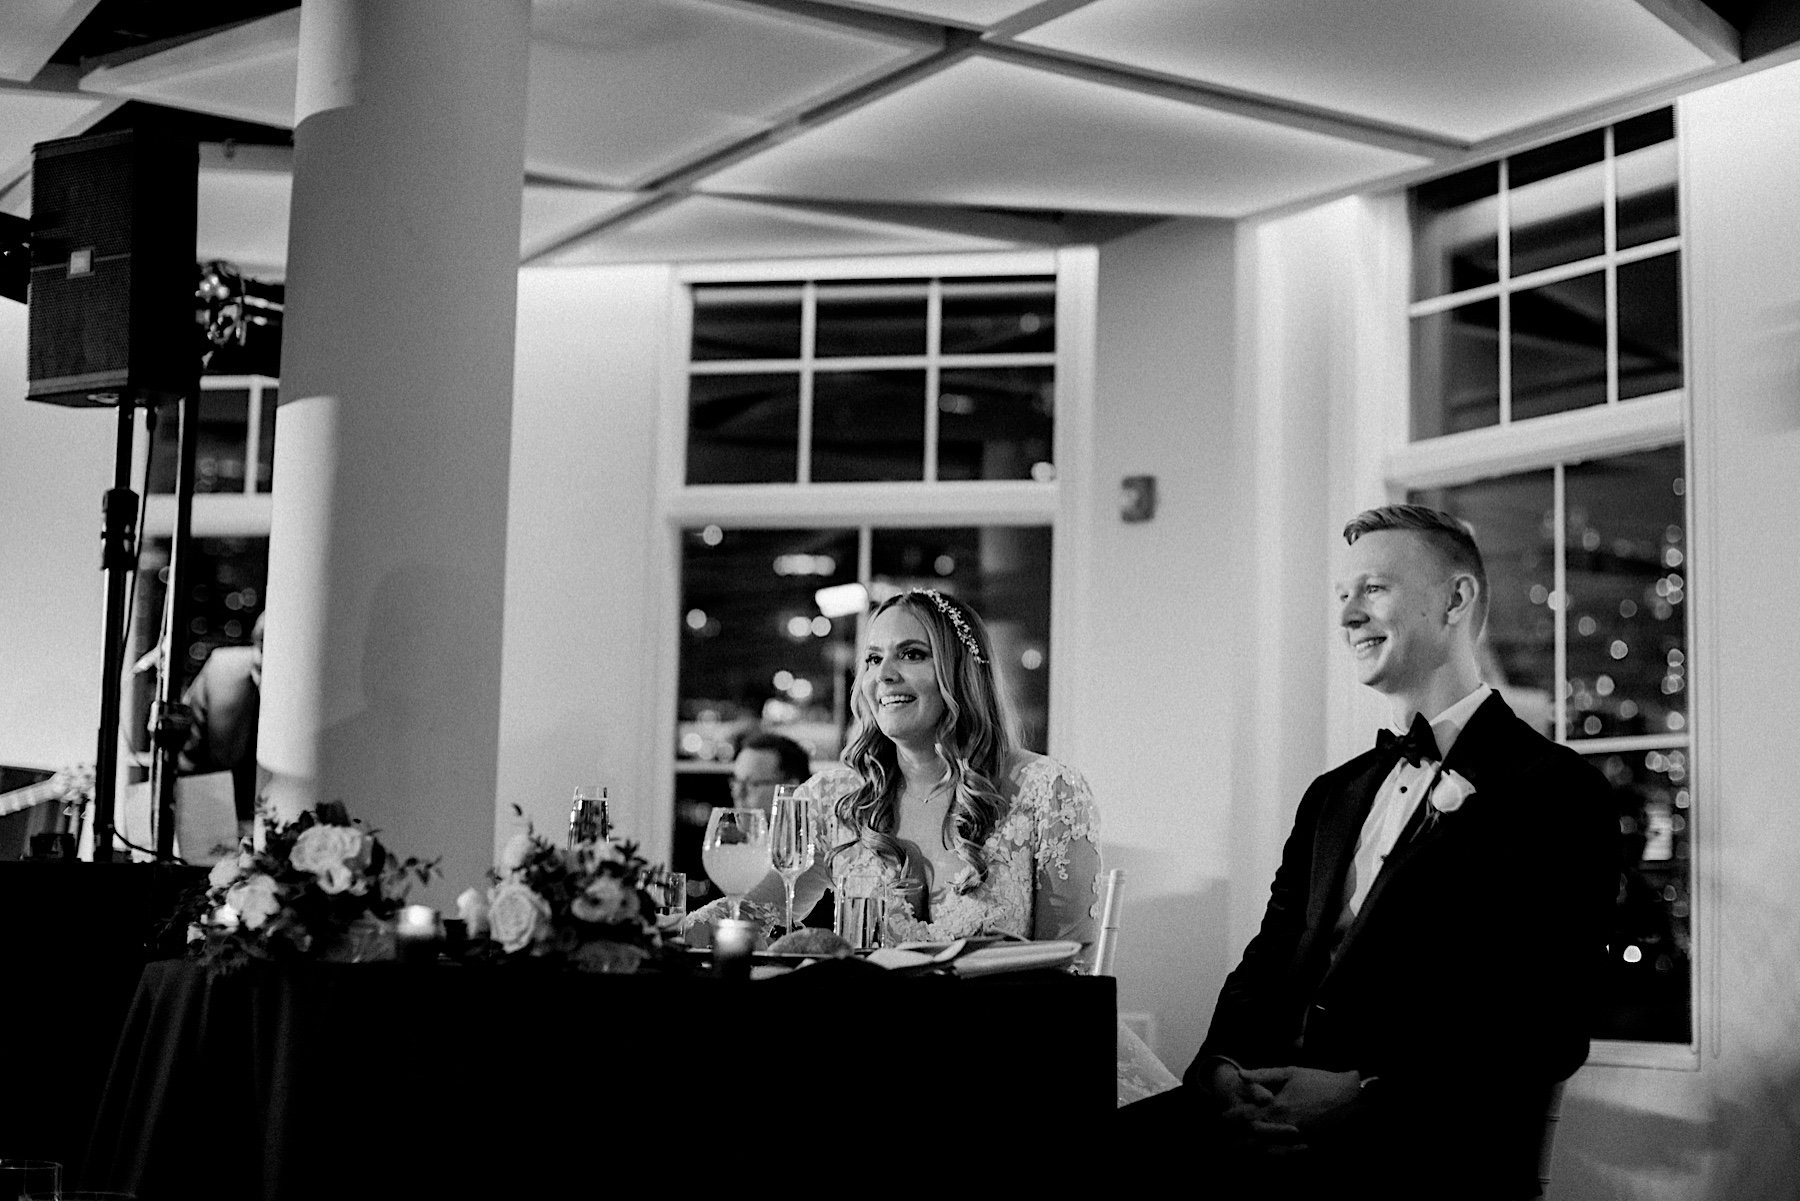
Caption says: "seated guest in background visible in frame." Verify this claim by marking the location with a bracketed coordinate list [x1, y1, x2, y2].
[729, 729, 811, 812]
[180, 611, 266, 835]
[1117, 505, 1617, 1199]
[702, 588, 1104, 949]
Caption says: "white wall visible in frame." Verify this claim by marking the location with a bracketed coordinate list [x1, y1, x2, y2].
[1550, 63, 1800, 1201]
[0, 300, 115, 771]
[495, 264, 673, 863]
[1084, 218, 1242, 1063]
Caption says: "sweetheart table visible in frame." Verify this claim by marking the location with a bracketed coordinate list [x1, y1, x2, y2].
[82, 956, 1115, 1198]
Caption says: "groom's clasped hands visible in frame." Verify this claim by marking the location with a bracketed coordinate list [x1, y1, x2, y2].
[1209, 1061, 1365, 1156]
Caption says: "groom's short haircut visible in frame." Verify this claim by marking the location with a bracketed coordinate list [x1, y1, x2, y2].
[1343, 504, 1489, 635]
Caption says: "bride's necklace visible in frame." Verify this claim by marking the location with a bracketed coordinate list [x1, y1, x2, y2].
[901, 778, 950, 808]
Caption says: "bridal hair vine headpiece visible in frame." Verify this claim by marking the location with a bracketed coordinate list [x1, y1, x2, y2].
[910, 589, 986, 664]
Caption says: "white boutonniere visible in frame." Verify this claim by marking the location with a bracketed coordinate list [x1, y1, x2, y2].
[1426, 769, 1476, 825]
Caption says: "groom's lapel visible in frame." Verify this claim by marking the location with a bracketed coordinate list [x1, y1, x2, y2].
[1306, 751, 1393, 927]
[1326, 693, 1519, 968]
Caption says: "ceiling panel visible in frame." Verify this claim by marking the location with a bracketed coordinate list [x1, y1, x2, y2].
[1015, 0, 1718, 143]
[540, 194, 1017, 265]
[0, 0, 102, 82]
[0, 88, 113, 193]
[78, 9, 299, 128]
[702, 56, 1428, 217]
[525, 0, 931, 187]
[519, 184, 642, 258]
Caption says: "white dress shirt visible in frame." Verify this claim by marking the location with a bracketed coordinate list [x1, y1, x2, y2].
[1339, 683, 1493, 924]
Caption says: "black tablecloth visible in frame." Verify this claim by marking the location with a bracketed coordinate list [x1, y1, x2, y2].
[0, 862, 206, 1176]
[84, 957, 1116, 1198]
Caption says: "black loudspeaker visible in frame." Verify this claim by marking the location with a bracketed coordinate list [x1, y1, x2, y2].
[27, 126, 198, 408]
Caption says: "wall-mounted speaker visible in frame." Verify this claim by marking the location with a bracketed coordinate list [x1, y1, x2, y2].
[26, 126, 198, 408]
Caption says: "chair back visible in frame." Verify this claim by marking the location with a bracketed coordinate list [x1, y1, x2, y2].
[1092, 868, 1125, 977]
[1535, 1079, 1568, 1198]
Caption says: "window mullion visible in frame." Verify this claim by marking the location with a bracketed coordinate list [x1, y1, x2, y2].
[924, 279, 942, 484]
[797, 282, 816, 485]
[1497, 156, 1512, 427]
[1604, 124, 1620, 408]
[1553, 462, 1568, 743]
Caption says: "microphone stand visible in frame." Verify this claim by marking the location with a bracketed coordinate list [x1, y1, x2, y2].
[146, 383, 201, 859]
[89, 399, 139, 863]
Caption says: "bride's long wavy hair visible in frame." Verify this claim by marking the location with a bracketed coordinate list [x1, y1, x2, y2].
[835, 589, 1016, 894]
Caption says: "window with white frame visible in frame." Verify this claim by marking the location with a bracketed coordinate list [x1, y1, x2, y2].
[1398, 109, 1693, 1051]
[668, 257, 1077, 900]
[686, 277, 1056, 485]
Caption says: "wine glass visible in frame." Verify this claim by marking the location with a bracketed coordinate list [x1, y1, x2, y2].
[700, 807, 770, 921]
[768, 786, 816, 935]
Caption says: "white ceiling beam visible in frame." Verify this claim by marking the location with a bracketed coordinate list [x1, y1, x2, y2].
[985, 0, 1105, 40]
[1631, 0, 1742, 64]
[692, 193, 1161, 245]
[723, 0, 949, 45]
[974, 40, 1464, 160]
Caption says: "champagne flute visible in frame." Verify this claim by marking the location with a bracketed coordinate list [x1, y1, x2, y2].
[700, 807, 770, 922]
[768, 786, 816, 935]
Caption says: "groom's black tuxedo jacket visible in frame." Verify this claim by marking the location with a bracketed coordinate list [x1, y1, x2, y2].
[1189, 692, 1617, 1195]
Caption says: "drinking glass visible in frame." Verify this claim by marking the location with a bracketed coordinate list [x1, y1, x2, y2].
[654, 870, 688, 937]
[568, 782, 609, 846]
[767, 786, 816, 934]
[0, 1160, 60, 1200]
[700, 807, 770, 921]
[833, 874, 888, 950]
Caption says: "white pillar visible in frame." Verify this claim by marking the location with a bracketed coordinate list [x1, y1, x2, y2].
[261, 0, 530, 904]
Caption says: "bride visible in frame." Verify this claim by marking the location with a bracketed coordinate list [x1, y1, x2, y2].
[703, 586, 1177, 1106]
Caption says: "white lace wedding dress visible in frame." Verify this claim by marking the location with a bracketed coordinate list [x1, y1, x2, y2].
[751, 753, 1181, 1106]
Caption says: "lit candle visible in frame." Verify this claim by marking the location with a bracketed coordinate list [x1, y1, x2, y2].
[713, 918, 755, 978]
[395, 904, 441, 963]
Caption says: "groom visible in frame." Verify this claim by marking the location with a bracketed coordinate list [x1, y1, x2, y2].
[1120, 505, 1617, 1199]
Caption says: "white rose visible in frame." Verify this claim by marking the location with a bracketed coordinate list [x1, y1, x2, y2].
[208, 851, 249, 890]
[317, 862, 356, 896]
[225, 873, 281, 930]
[456, 887, 490, 936]
[290, 824, 368, 888]
[486, 881, 550, 953]
[499, 832, 534, 874]
[1430, 769, 1476, 815]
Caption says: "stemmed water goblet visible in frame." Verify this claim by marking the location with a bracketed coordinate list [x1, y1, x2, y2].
[700, 807, 770, 921]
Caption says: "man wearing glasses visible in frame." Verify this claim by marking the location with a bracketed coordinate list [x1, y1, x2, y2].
[729, 730, 811, 811]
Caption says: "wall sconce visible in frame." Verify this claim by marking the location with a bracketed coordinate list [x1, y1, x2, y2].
[1120, 475, 1157, 523]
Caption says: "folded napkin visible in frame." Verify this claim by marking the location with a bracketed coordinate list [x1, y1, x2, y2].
[952, 940, 1083, 977]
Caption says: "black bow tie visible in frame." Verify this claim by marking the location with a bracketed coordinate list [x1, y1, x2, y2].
[1376, 713, 1440, 767]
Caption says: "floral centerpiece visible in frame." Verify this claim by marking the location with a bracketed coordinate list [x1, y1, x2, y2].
[457, 818, 668, 974]
[177, 801, 438, 972]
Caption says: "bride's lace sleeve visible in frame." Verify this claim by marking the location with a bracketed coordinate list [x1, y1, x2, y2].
[1021, 759, 1103, 946]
